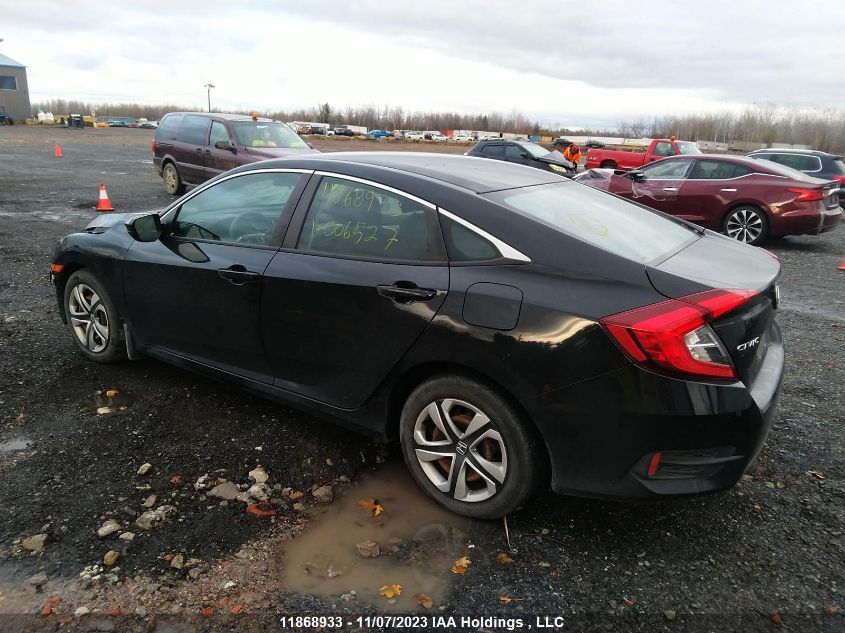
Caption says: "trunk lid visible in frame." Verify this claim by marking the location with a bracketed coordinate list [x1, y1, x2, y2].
[646, 231, 781, 387]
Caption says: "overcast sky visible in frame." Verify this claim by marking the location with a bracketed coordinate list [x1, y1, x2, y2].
[3, 0, 843, 127]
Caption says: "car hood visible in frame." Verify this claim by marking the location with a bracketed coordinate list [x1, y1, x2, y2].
[244, 146, 320, 159]
[572, 168, 614, 191]
[537, 150, 569, 166]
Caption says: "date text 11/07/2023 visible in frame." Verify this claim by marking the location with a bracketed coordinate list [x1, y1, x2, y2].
[278, 615, 571, 630]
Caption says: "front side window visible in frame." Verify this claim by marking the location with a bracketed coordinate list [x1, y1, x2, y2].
[689, 160, 751, 179]
[485, 181, 698, 264]
[229, 122, 308, 149]
[176, 115, 210, 146]
[652, 142, 676, 157]
[505, 145, 528, 160]
[209, 121, 232, 148]
[482, 144, 505, 158]
[297, 177, 437, 261]
[640, 159, 693, 179]
[172, 172, 302, 245]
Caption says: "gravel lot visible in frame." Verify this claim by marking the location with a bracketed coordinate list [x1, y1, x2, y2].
[0, 126, 843, 632]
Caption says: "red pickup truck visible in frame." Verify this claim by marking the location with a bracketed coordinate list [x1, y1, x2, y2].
[585, 138, 701, 170]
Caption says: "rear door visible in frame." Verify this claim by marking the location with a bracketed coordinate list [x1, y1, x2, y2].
[682, 159, 753, 229]
[172, 114, 211, 184]
[261, 174, 449, 408]
[124, 170, 307, 382]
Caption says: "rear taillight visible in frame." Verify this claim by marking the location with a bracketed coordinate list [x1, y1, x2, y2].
[600, 289, 756, 381]
[787, 187, 825, 202]
[151, 138, 157, 153]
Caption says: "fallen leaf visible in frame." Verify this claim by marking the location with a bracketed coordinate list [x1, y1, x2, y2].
[216, 597, 230, 607]
[170, 475, 183, 485]
[246, 503, 276, 518]
[771, 611, 782, 625]
[451, 564, 467, 574]
[826, 606, 839, 615]
[105, 389, 119, 397]
[807, 470, 827, 480]
[201, 607, 214, 618]
[379, 584, 401, 599]
[454, 556, 471, 567]
[288, 490, 304, 500]
[110, 608, 121, 618]
[231, 604, 244, 615]
[496, 552, 514, 564]
[414, 593, 433, 609]
[15, 411, 26, 423]
[499, 595, 513, 604]
[623, 596, 636, 606]
[96, 406, 113, 415]
[358, 498, 384, 516]
[550, 569, 558, 577]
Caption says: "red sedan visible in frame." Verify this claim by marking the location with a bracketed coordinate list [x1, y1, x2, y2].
[575, 155, 841, 245]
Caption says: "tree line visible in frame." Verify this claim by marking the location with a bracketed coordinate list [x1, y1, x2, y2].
[30, 99, 845, 153]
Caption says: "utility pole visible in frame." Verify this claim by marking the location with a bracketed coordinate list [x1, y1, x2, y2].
[204, 83, 215, 113]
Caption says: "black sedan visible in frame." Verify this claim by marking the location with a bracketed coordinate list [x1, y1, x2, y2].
[467, 139, 576, 175]
[51, 153, 784, 518]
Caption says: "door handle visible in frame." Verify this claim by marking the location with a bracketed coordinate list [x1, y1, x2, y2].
[662, 187, 678, 191]
[195, 148, 202, 153]
[377, 283, 437, 303]
[721, 188, 737, 192]
[217, 265, 260, 285]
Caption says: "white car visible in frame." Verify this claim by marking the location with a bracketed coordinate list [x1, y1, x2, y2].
[405, 131, 424, 140]
[450, 134, 475, 142]
[427, 132, 448, 141]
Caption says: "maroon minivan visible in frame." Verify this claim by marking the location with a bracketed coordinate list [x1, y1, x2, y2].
[152, 112, 318, 195]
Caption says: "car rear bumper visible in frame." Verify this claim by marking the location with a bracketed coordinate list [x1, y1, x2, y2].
[772, 203, 841, 236]
[535, 323, 784, 500]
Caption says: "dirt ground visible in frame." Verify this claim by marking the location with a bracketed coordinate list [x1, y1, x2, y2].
[0, 125, 843, 632]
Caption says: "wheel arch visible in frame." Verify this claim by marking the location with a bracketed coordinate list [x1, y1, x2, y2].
[384, 361, 552, 478]
[599, 159, 618, 169]
[54, 260, 87, 324]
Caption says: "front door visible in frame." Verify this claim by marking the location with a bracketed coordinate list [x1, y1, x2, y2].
[610, 158, 693, 216]
[205, 120, 240, 178]
[261, 175, 449, 408]
[124, 170, 307, 382]
[681, 159, 752, 229]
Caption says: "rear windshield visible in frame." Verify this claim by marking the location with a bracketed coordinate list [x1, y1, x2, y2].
[676, 141, 701, 155]
[230, 122, 308, 149]
[484, 181, 698, 264]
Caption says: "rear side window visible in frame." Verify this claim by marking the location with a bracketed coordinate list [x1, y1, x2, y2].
[297, 177, 439, 262]
[689, 160, 752, 179]
[156, 114, 182, 140]
[769, 153, 822, 172]
[176, 115, 210, 145]
[829, 157, 845, 176]
[441, 216, 499, 262]
[485, 182, 697, 264]
[652, 142, 675, 156]
[482, 144, 505, 158]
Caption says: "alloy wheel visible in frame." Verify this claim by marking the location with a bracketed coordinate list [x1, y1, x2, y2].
[164, 165, 178, 192]
[68, 283, 109, 353]
[725, 208, 763, 243]
[412, 398, 508, 503]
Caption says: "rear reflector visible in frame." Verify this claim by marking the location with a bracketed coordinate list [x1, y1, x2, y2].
[787, 187, 825, 202]
[601, 289, 757, 380]
[647, 451, 662, 476]
[50, 264, 64, 273]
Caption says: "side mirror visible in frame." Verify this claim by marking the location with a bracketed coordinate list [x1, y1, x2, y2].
[214, 140, 235, 152]
[126, 213, 162, 242]
[626, 170, 646, 181]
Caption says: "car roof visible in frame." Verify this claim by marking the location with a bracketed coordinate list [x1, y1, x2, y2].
[257, 151, 563, 193]
[747, 148, 840, 158]
[163, 111, 276, 123]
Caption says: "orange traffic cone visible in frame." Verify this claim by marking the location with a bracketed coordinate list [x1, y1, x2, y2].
[96, 184, 114, 212]
[54, 143, 63, 158]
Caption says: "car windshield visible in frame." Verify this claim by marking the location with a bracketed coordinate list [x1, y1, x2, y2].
[520, 142, 551, 158]
[676, 141, 701, 155]
[485, 181, 698, 264]
[229, 122, 307, 149]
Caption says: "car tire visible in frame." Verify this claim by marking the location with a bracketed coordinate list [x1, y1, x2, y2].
[63, 270, 126, 364]
[399, 374, 544, 519]
[163, 162, 185, 196]
[600, 160, 617, 169]
[723, 205, 769, 245]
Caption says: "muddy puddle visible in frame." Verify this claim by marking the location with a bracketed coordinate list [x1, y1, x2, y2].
[80, 388, 133, 415]
[277, 461, 472, 611]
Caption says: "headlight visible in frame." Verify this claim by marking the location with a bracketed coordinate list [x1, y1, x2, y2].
[549, 163, 569, 173]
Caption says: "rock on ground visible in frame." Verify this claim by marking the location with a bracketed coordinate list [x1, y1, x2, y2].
[22, 533, 47, 552]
